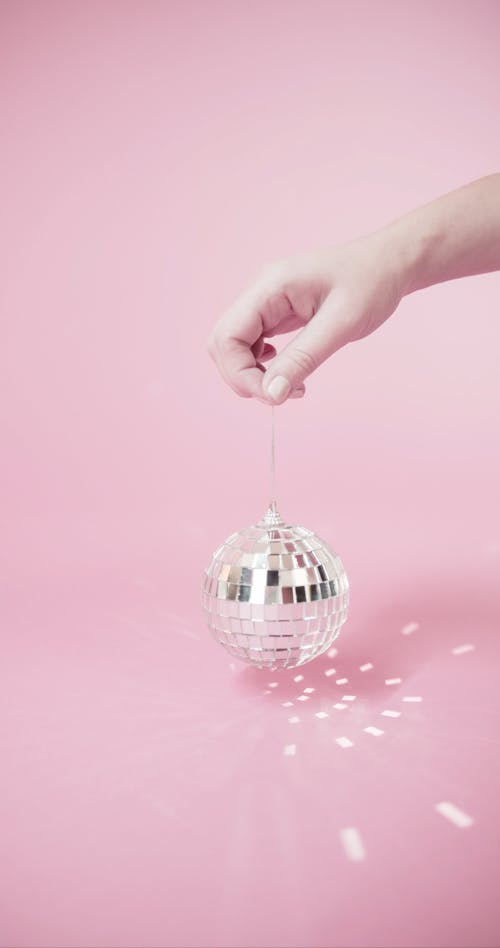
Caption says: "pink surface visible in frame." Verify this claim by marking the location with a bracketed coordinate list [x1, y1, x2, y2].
[1, 2, 500, 946]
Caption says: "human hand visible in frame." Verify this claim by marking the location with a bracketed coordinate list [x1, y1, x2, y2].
[207, 228, 409, 405]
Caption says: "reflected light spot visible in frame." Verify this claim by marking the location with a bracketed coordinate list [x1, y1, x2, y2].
[297, 695, 310, 702]
[364, 726, 384, 736]
[382, 710, 401, 718]
[340, 827, 366, 861]
[303, 687, 315, 694]
[342, 695, 356, 701]
[385, 678, 402, 685]
[294, 674, 304, 682]
[315, 711, 329, 719]
[452, 644, 475, 656]
[360, 663, 373, 672]
[324, 668, 336, 677]
[333, 702, 347, 710]
[282, 701, 293, 707]
[336, 737, 354, 748]
[435, 801, 474, 828]
[268, 682, 279, 688]
[283, 744, 297, 756]
[328, 647, 338, 658]
[288, 716, 300, 724]
[336, 678, 348, 685]
[401, 622, 419, 636]
[403, 696, 422, 702]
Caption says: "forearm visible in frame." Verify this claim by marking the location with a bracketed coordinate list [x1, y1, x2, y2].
[381, 173, 500, 296]
[210, 172, 500, 403]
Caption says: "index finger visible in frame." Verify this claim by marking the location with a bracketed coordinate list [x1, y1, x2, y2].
[208, 275, 294, 399]
[208, 283, 270, 398]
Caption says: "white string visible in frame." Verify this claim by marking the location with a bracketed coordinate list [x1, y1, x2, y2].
[270, 405, 276, 512]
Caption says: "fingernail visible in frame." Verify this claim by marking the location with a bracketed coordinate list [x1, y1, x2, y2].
[267, 375, 291, 403]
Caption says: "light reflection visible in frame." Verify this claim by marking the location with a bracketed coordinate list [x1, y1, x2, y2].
[340, 827, 366, 861]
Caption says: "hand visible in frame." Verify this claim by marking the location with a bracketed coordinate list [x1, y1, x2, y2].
[207, 228, 408, 404]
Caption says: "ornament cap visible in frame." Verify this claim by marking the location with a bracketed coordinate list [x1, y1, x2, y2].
[257, 500, 286, 528]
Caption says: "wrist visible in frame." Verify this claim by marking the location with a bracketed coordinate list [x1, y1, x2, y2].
[376, 215, 445, 298]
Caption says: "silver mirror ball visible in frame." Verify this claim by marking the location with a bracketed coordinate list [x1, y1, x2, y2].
[202, 504, 349, 670]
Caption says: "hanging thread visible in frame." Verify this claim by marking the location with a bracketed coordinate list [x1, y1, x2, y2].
[270, 405, 276, 514]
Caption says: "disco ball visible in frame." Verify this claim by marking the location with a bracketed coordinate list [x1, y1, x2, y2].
[201, 503, 349, 670]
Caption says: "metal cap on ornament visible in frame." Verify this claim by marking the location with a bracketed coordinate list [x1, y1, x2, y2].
[201, 500, 349, 670]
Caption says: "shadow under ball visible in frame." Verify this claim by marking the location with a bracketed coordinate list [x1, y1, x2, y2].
[202, 503, 349, 670]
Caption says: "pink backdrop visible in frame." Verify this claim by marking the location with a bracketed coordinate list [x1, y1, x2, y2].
[2, 1, 500, 946]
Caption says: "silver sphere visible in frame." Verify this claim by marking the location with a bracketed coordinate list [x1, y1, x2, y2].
[201, 504, 349, 670]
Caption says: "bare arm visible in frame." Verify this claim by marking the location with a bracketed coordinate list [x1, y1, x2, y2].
[208, 174, 500, 404]
[390, 173, 500, 293]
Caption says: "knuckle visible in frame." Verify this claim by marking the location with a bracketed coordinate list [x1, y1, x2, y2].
[219, 333, 238, 353]
[208, 328, 233, 360]
[259, 257, 291, 289]
[288, 346, 318, 376]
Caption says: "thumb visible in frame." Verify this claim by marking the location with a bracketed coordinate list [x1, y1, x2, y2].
[263, 297, 351, 404]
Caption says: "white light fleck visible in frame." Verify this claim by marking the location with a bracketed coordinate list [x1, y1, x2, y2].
[381, 710, 401, 718]
[328, 647, 338, 658]
[283, 744, 296, 756]
[342, 695, 356, 702]
[452, 644, 475, 656]
[336, 737, 354, 748]
[324, 668, 336, 677]
[435, 801, 474, 828]
[315, 711, 329, 719]
[360, 663, 373, 672]
[402, 696, 422, 702]
[385, 678, 402, 685]
[303, 687, 315, 694]
[336, 678, 348, 685]
[294, 674, 304, 682]
[288, 716, 300, 724]
[333, 702, 347, 710]
[401, 622, 419, 636]
[297, 695, 310, 702]
[364, 726, 384, 737]
[340, 827, 366, 861]
[268, 682, 279, 688]
[282, 701, 293, 707]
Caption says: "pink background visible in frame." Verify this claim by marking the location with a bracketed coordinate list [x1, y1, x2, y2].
[2, 1, 500, 946]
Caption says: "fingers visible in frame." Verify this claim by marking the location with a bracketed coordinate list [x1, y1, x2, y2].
[289, 385, 306, 399]
[251, 338, 277, 363]
[211, 336, 267, 399]
[208, 263, 337, 403]
[259, 342, 277, 363]
[262, 295, 353, 404]
[208, 328, 306, 402]
[208, 274, 295, 399]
